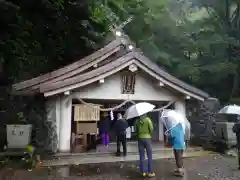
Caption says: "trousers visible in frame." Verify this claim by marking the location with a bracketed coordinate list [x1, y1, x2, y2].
[138, 138, 153, 173]
[116, 134, 127, 155]
[101, 133, 109, 146]
[173, 149, 184, 168]
[237, 147, 240, 168]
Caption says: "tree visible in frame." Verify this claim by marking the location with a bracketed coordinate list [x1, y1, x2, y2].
[109, 0, 240, 101]
[189, 0, 240, 101]
[0, 0, 110, 83]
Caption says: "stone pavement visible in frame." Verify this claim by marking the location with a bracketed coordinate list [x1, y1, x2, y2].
[1, 154, 240, 180]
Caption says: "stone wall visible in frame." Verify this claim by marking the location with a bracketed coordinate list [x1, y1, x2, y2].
[44, 98, 58, 153]
[186, 98, 220, 146]
[187, 98, 237, 151]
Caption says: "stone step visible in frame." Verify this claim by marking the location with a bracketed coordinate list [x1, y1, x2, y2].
[55, 146, 202, 158]
[41, 148, 209, 167]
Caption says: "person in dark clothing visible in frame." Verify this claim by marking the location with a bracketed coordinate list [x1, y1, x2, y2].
[99, 115, 110, 147]
[114, 113, 128, 156]
[233, 119, 240, 169]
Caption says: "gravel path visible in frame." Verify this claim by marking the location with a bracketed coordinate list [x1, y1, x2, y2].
[0, 154, 240, 180]
[182, 154, 240, 180]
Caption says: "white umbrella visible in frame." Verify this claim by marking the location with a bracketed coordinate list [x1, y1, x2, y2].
[161, 109, 190, 136]
[124, 102, 155, 120]
[219, 105, 240, 115]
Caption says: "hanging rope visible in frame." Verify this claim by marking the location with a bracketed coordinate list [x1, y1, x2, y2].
[152, 101, 174, 112]
[76, 98, 135, 111]
[74, 96, 175, 112]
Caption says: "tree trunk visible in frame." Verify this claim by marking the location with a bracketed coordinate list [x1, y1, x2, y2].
[230, 70, 239, 99]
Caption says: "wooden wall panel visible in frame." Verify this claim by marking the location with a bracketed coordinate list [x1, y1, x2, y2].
[76, 123, 97, 134]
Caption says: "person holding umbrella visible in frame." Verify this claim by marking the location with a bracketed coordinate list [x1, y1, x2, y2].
[219, 104, 240, 169]
[134, 114, 155, 177]
[161, 109, 189, 177]
[169, 123, 185, 177]
[124, 102, 156, 178]
[233, 119, 240, 169]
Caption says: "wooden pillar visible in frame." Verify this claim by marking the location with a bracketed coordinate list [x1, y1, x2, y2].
[158, 110, 164, 142]
[82, 134, 87, 150]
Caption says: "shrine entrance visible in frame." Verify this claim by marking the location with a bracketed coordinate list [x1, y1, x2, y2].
[70, 99, 170, 153]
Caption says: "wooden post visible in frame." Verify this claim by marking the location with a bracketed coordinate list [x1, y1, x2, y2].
[82, 134, 87, 150]
[71, 133, 76, 153]
[35, 155, 41, 168]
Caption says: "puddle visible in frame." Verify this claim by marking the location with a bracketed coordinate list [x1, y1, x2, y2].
[53, 162, 131, 177]
[0, 159, 209, 180]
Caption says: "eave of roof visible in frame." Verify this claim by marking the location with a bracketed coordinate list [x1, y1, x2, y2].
[11, 37, 209, 100]
[41, 51, 209, 100]
[40, 52, 135, 92]
[133, 53, 209, 98]
[12, 39, 125, 91]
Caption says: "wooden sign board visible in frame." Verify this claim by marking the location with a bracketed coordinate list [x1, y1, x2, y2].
[76, 123, 97, 134]
[74, 104, 101, 121]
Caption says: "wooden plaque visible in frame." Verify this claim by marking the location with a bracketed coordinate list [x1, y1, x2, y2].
[74, 104, 101, 121]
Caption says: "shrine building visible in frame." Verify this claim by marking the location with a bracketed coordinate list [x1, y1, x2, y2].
[12, 35, 209, 153]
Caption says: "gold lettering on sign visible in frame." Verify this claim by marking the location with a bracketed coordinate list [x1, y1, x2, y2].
[121, 73, 136, 94]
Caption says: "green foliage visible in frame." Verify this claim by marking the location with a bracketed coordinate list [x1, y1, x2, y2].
[115, 0, 240, 101]
[17, 112, 26, 123]
[1, 0, 240, 103]
[0, 0, 109, 83]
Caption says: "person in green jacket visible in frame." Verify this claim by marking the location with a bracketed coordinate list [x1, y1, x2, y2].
[134, 114, 155, 178]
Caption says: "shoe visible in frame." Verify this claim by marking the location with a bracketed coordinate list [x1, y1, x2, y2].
[174, 172, 184, 177]
[147, 172, 156, 177]
[141, 172, 147, 177]
[173, 169, 178, 173]
[173, 169, 184, 177]
[116, 152, 121, 157]
[123, 153, 127, 157]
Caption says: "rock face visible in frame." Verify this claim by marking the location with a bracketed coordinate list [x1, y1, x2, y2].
[200, 98, 220, 142]
[190, 97, 237, 151]
[189, 98, 222, 150]
[44, 98, 58, 153]
[189, 98, 220, 146]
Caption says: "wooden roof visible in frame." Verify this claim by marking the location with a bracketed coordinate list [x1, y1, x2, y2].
[12, 37, 209, 100]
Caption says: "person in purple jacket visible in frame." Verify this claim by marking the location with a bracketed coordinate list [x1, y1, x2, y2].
[99, 116, 110, 147]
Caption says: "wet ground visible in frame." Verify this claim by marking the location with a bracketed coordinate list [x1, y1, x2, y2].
[0, 154, 240, 180]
